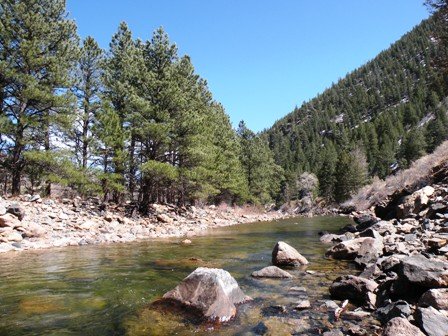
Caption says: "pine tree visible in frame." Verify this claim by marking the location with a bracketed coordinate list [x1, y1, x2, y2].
[71, 36, 104, 169]
[0, 0, 78, 195]
[334, 148, 368, 203]
[102, 22, 140, 202]
[399, 129, 426, 168]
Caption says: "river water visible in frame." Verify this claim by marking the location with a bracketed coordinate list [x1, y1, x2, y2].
[0, 216, 362, 336]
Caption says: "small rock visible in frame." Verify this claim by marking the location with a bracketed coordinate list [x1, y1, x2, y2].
[294, 300, 311, 310]
[0, 213, 20, 228]
[181, 239, 192, 245]
[6, 204, 24, 220]
[157, 214, 173, 224]
[323, 330, 343, 336]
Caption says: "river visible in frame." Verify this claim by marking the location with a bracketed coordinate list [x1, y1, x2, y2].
[0, 216, 359, 335]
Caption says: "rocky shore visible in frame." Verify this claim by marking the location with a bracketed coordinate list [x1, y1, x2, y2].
[0, 195, 285, 254]
[321, 160, 448, 335]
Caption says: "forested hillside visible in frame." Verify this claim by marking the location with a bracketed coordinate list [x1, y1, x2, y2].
[266, 15, 448, 203]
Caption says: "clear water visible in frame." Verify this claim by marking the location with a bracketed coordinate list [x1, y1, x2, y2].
[0, 216, 363, 336]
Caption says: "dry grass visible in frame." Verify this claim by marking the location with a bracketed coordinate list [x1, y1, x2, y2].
[345, 140, 448, 211]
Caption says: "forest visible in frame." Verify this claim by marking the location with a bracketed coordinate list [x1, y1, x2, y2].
[1, 0, 447, 212]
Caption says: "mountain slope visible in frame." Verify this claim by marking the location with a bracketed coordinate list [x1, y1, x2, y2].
[265, 16, 448, 201]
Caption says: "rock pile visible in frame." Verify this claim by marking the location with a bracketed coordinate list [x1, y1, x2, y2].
[323, 178, 448, 335]
[0, 195, 284, 253]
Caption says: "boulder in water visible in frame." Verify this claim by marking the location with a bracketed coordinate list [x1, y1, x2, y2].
[162, 267, 251, 322]
[272, 241, 309, 266]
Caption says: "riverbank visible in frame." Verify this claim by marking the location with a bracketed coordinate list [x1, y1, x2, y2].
[0, 196, 286, 254]
[321, 157, 448, 335]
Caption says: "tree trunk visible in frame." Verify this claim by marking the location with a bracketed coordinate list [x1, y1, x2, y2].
[44, 114, 51, 197]
[128, 133, 136, 200]
[11, 121, 24, 196]
[81, 95, 90, 169]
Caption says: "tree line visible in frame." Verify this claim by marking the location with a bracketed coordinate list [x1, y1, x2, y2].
[0, 0, 283, 211]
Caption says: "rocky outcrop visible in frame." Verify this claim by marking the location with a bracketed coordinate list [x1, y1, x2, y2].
[272, 241, 309, 266]
[162, 267, 251, 322]
[251, 266, 293, 278]
[382, 317, 425, 336]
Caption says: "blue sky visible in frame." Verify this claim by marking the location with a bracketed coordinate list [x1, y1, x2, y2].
[67, 1, 429, 132]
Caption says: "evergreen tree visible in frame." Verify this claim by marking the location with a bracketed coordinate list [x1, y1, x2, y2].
[237, 121, 283, 204]
[0, 0, 78, 195]
[102, 22, 140, 202]
[334, 148, 368, 203]
[399, 129, 426, 168]
[71, 36, 104, 169]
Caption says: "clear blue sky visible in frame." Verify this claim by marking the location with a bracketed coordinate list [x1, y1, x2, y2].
[67, 0, 429, 132]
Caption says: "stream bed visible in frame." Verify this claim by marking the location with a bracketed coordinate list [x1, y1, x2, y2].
[0, 216, 376, 335]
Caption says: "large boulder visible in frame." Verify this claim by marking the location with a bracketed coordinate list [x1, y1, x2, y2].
[397, 186, 434, 219]
[251, 266, 293, 278]
[325, 237, 383, 265]
[382, 317, 425, 336]
[415, 306, 448, 336]
[330, 275, 378, 308]
[419, 289, 448, 310]
[272, 241, 308, 266]
[397, 254, 448, 288]
[162, 267, 251, 322]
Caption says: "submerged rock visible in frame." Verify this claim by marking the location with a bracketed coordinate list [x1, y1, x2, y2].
[383, 317, 425, 336]
[251, 266, 293, 278]
[272, 241, 309, 266]
[161, 267, 251, 322]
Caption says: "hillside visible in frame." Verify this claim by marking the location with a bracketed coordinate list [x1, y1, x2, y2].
[265, 16, 448, 202]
